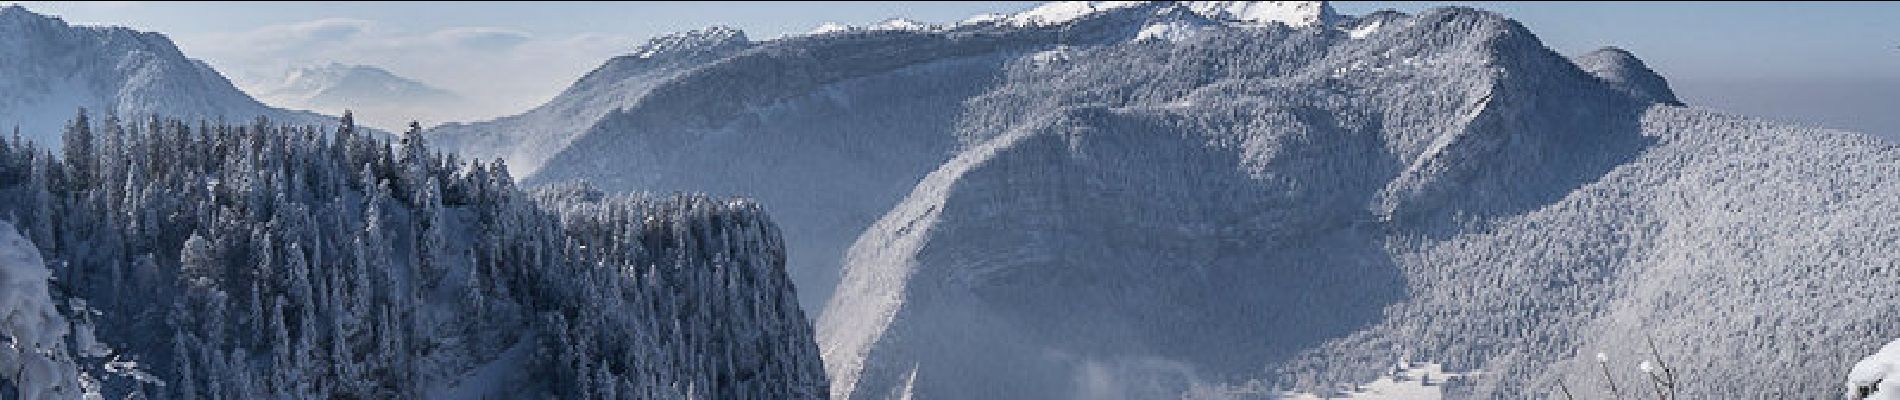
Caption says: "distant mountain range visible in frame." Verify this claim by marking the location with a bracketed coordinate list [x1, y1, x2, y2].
[0, 5, 340, 145]
[256, 63, 465, 130]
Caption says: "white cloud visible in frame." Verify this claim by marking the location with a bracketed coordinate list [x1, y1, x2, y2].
[426, 27, 533, 51]
[175, 18, 638, 129]
[219, 18, 373, 54]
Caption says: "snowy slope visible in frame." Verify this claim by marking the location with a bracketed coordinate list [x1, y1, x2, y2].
[0, 5, 339, 147]
[524, 1, 1352, 315]
[527, 27, 1038, 312]
[0, 220, 83, 399]
[427, 26, 751, 176]
[1575, 46, 1683, 106]
[817, 4, 1900, 400]
[258, 63, 463, 130]
[994, 1, 1338, 28]
[430, 1, 1900, 398]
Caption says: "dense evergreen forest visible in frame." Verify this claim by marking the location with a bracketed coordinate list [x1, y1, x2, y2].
[0, 111, 827, 399]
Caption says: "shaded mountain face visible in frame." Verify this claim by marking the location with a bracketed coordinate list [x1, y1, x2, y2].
[427, 26, 751, 177]
[0, 6, 338, 146]
[258, 63, 463, 130]
[820, 5, 1666, 399]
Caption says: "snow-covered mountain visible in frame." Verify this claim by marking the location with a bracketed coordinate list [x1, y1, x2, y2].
[427, 26, 751, 176]
[820, 4, 1900, 399]
[0, 116, 828, 398]
[507, 0, 1369, 313]
[0, 5, 339, 147]
[1574, 46, 1683, 106]
[257, 63, 463, 130]
[448, 1, 1900, 399]
[508, 0, 1377, 314]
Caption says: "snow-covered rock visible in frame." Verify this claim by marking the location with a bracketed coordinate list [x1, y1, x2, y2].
[1344, 10, 1405, 39]
[0, 220, 82, 399]
[1183, 1, 1340, 27]
[810, 22, 852, 35]
[1001, 1, 1338, 28]
[803, 19, 939, 37]
[0, 5, 341, 147]
[1005, 1, 1150, 26]
[871, 19, 933, 31]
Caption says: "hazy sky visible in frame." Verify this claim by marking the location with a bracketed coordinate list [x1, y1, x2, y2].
[9, 1, 1898, 134]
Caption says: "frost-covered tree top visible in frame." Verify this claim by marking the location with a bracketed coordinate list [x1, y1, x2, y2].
[1575, 46, 1683, 106]
[0, 112, 827, 399]
[1850, 339, 1900, 400]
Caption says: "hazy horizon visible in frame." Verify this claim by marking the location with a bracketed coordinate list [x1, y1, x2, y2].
[7, 1, 1895, 137]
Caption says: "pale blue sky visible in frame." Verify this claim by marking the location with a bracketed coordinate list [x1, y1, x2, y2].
[9, 1, 1898, 133]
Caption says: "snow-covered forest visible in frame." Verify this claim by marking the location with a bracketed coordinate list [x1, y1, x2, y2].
[0, 111, 827, 399]
[4, 1, 1899, 399]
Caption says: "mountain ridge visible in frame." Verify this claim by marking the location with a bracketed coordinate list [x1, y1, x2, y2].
[0, 5, 343, 146]
[427, 26, 752, 175]
[424, 2, 1895, 398]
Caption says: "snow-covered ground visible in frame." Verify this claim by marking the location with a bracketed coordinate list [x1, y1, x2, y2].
[1273, 363, 1474, 400]
[0, 220, 81, 399]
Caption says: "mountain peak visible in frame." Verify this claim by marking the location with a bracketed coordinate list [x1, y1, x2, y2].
[1574, 46, 1683, 106]
[997, 1, 1339, 28]
[0, 5, 339, 147]
[632, 26, 749, 59]
[0, 4, 58, 25]
[872, 18, 931, 31]
[1182, 1, 1339, 27]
